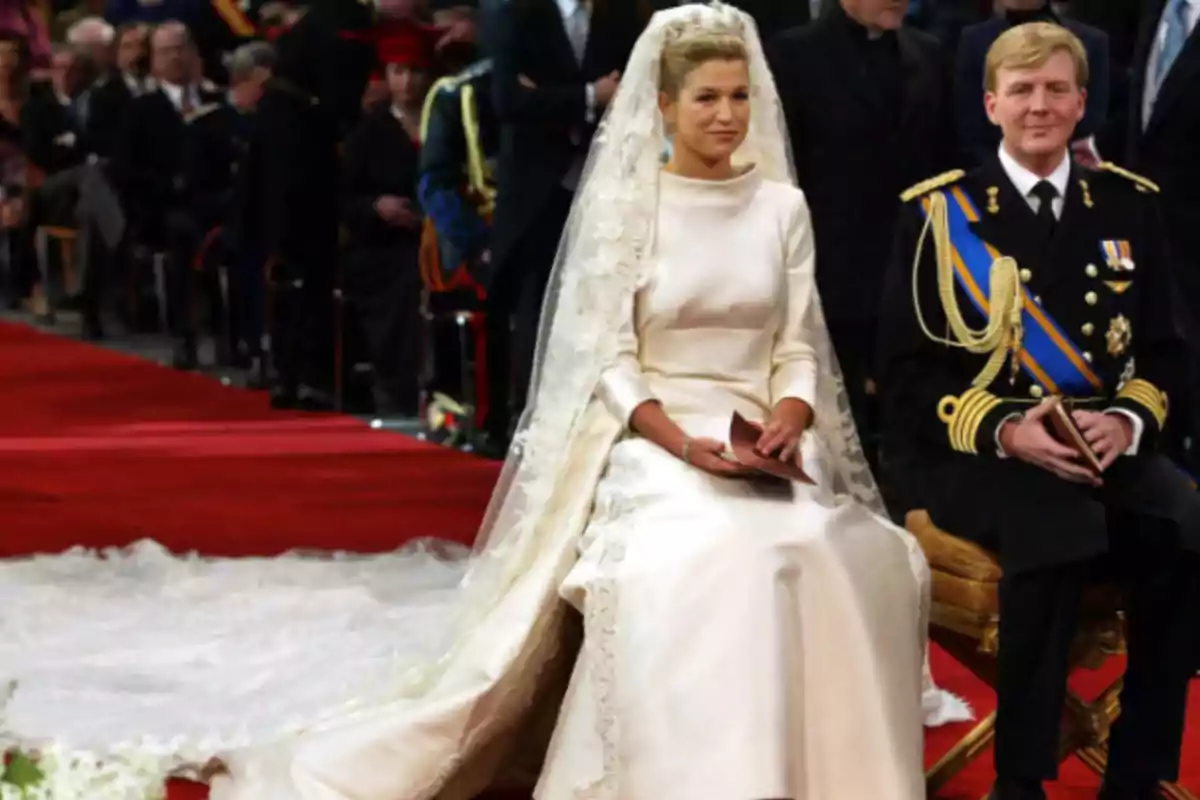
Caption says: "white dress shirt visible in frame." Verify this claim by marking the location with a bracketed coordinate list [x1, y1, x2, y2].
[993, 145, 1144, 456]
[1142, 0, 1200, 127]
[123, 72, 144, 97]
[998, 143, 1070, 219]
[158, 81, 199, 115]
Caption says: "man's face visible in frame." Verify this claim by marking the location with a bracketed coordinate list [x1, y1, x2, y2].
[78, 36, 112, 73]
[985, 50, 1086, 162]
[117, 27, 148, 75]
[51, 50, 81, 96]
[232, 65, 270, 111]
[151, 26, 189, 84]
[840, 0, 908, 31]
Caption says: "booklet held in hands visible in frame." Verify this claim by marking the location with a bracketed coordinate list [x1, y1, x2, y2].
[1041, 396, 1104, 475]
[728, 412, 816, 485]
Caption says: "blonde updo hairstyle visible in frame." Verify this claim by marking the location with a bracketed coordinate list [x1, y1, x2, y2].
[659, 32, 748, 98]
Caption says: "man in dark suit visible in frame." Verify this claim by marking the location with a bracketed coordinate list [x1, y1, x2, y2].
[1118, 0, 1200, 477]
[767, 0, 949, 473]
[21, 43, 92, 320]
[879, 23, 1200, 800]
[22, 44, 90, 216]
[486, 0, 639, 450]
[954, 0, 1109, 167]
[85, 21, 149, 162]
[113, 20, 223, 366]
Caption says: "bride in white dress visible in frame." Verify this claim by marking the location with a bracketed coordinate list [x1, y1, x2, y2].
[0, 4, 967, 798]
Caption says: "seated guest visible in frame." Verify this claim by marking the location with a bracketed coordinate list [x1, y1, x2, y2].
[21, 43, 90, 232]
[113, 20, 221, 366]
[955, 0, 1109, 167]
[340, 21, 434, 417]
[21, 42, 93, 317]
[86, 21, 148, 162]
[77, 21, 148, 336]
[879, 23, 1200, 799]
[180, 40, 272, 366]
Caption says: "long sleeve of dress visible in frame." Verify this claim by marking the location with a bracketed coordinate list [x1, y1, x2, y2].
[596, 291, 656, 426]
[769, 195, 819, 409]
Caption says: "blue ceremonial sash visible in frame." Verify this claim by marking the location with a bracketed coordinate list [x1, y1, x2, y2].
[919, 187, 1103, 396]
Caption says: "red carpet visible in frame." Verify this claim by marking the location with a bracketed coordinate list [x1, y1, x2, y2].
[0, 321, 1195, 799]
[0, 322, 497, 556]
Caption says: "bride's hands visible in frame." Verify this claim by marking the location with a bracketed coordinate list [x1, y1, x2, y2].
[682, 437, 752, 477]
[757, 398, 813, 463]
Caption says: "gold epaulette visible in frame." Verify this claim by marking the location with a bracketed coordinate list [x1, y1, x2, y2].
[1116, 378, 1169, 428]
[185, 103, 220, 124]
[900, 169, 966, 203]
[1097, 162, 1160, 194]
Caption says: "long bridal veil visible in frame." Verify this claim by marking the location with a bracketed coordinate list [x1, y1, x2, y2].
[0, 3, 968, 797]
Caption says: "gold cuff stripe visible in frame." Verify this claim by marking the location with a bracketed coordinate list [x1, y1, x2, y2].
[1117, 378, 1168, 428]
[945, 388, 1004, 455]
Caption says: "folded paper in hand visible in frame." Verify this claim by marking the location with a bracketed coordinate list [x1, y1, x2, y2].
[1042, 396, 1104, 475]
[728, 412, 816, 485]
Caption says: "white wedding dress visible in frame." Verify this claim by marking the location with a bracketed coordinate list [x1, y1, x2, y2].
[533, 167, 928, 799]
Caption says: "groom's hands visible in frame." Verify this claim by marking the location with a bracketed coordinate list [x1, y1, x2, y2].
[757, 398, 813, 463]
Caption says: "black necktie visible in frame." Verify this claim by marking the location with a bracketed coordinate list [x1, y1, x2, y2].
[1031, 180, 1058, 235]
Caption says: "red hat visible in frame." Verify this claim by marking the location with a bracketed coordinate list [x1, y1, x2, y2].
[374, 18, 439, 72]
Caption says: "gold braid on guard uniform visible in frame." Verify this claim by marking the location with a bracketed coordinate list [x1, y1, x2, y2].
[903, 172, 1026, 454]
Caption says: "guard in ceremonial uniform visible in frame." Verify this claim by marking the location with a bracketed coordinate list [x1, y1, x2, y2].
[878, 24, 1200, 800]
[418, 57, 497, 284]
[416, 55, 498, 436]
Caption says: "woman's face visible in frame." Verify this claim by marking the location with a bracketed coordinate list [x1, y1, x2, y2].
[386, 63, 431, 108]
[659, 58, 750, 165]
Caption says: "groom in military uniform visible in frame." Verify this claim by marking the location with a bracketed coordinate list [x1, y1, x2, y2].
[878, 23, 1200, 800]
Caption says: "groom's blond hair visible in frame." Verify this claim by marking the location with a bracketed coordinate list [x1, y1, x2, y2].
[985, 22, 1089, 92]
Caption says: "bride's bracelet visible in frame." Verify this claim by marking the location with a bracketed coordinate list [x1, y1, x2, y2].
[681, 437, 693, 464]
